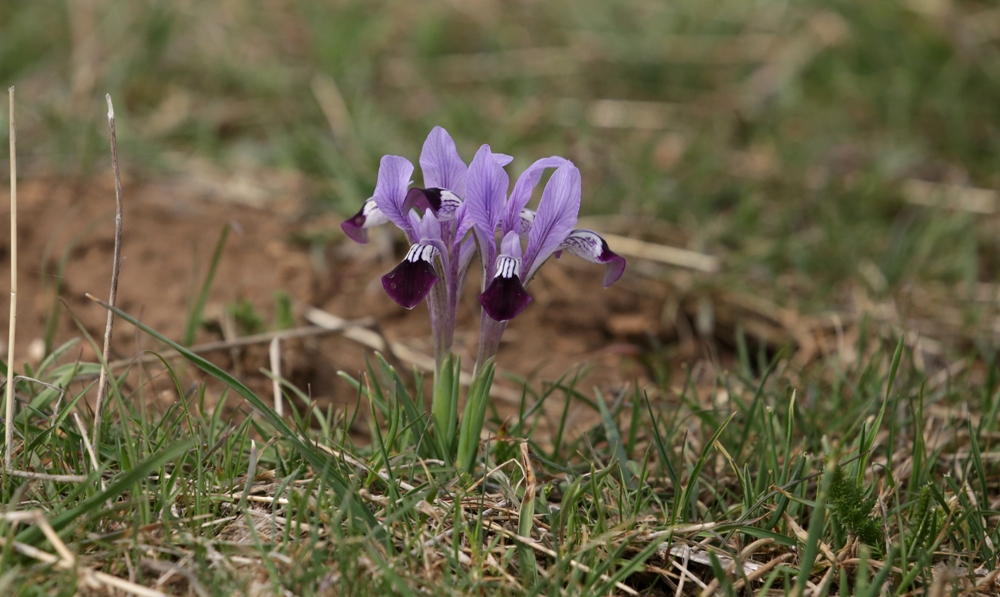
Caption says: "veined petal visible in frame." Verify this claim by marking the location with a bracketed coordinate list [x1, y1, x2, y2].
[464, 145, 510, 239]
[404, 187, 463, 221]
[559, 229, 627, 287]
[517, 208, 535, 238]
[523, 163, 582, 280]
[479, 253, 531, 321]
[341, 198, 389, 244]
[501, 156, 569, 235]
[373, 155, 416, 237]
[382, 244, 441, 309]
[420, 127, 467, 198]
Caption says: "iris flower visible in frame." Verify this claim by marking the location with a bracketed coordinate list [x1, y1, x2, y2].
[341, 127, 625, 367]
[461, 145, 626, 361]
[341, 127, 481, 364]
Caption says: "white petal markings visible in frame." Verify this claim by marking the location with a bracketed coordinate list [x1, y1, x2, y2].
[494, 255, 521, 280]
[361, 198, 389, 228]
[558, 229, 626, 287]
[406, 243, 440, 264]
[517, 209, 535, 237]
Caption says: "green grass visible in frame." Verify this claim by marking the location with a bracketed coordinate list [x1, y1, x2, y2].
[2, 0, 1000, 594]
[1, 309, 998, 594]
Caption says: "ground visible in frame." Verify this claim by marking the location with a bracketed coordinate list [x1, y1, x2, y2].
[1, 170, 667, 433]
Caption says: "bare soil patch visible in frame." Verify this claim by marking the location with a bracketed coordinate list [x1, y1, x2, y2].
[0, 173, 663, 431]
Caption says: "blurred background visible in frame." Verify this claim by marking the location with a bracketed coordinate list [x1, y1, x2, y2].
[1, 0, 999, 388]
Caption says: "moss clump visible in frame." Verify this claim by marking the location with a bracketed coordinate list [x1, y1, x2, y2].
[829, 466, 883, 548]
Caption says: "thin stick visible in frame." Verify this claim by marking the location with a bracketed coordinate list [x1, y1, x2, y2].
[93, 94, 124, 447]
[5, 87, 17, 472]
[72, 412, 100, 474]
[6, 470, 88, 483]
[269, 337, 283, 417]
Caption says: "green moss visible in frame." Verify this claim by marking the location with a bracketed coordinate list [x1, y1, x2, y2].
[829, 466, 883, 548]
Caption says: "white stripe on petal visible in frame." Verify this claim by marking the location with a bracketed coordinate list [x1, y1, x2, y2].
[405, 243, 440, 263]
[493, 255, 521, 280]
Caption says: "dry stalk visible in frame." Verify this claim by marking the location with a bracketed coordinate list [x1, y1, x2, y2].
[269, 336, 283, 417]
[0, 510, 170, 597]
[5, 86, 17, 472]
[92, 94, 124, 447]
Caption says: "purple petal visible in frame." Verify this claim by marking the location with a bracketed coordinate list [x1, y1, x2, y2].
[415, 210, 442, 243]
[373, 155, 416, 237]
[403, 187, 432, 213]
[479, 255, 532, 321]
[501, 156, 569, 235]
[493, 153, 514, 167]
[341, 199, 388, 244]
[500, 230, 522, 260]
[457, 234, 477, 275]
[420, 127, 467, 198]
[464, 145, 510, 239]
[403, 187, 463, 221]
[382, 244, 440, 309]
[560, 230, 626, 287]
[523, 163, 581, 280]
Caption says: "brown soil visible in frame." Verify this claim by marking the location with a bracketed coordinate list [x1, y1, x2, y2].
[0, 172, 666, 436]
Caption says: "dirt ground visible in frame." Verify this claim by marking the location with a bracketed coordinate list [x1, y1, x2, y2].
[0, 169, 673, 435]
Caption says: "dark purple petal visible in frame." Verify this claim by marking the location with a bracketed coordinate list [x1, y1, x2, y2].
[373, 155, 416, 237]
[501, 156, 569, 235]
[523, 163, 581, 280]
[420, 127, 467, 198]
[403, 187, 433, 212]
[479, 256, 532, 321]
[464, 145, 510, 239]
[559, 229, 627, 287]
[403, 187, 463, 221]
[382, 244, 440, 309]
[341, 210, 369, 244]
[341, 199, 388, 244]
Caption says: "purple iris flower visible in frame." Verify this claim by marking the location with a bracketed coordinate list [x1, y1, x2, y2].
[341, 127, 625, 368]
[340, 127, 480, 363]
[461, 147, 626, 361]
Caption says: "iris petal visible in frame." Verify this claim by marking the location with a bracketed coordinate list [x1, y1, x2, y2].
[420, 127, 467, 198]
[382, 244, 441, 309]
[517, 208, 535, 238]
[479, 255, 532, 321]
[341, 199, 388, 244]
[403, 188, 463, 221]
[523, 163, 582, 280]
[559, 229, 626, 287]
[372, 155, 416, 238]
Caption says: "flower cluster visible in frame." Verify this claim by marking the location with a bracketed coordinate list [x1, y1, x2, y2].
[342, 127, 625, 367]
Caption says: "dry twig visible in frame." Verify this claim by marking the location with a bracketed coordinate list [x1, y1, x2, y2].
[92, 94, 124, 447]
[5, 86, 17, 472]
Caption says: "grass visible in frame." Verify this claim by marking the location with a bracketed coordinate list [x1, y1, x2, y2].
[0, 310, 997, 594]
[2, 0, 1000, 594]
